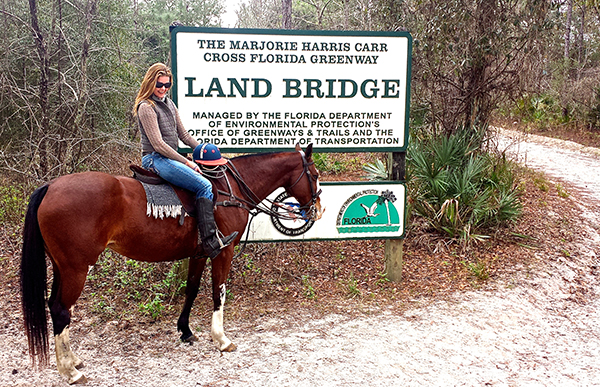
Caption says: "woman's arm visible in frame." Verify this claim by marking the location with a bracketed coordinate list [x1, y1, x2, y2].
[175, 108, 200, 149]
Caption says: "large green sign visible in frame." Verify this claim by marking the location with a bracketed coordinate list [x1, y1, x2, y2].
[171, 27, 412, 153]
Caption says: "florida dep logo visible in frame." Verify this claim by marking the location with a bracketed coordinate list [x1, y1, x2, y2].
[270, 191, 316, 236]
[336, 189, 400, 234]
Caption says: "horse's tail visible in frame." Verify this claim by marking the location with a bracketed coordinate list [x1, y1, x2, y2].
[20, 184, 50, 367]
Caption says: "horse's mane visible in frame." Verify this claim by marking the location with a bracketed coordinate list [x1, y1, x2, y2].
[229, 151, 288, 162]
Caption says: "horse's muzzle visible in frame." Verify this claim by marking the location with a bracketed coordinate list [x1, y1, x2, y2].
[311, 198, 324, 221]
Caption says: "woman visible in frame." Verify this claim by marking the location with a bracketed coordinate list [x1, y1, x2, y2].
[133, 63, 237, 258]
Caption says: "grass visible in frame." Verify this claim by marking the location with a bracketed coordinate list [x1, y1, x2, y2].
[301, 275, 317, 300]
[556, 183, 570, 198]
[533, 175, 549, 192]
[461, 259, 489, 281]
[342, 272, 361, 298]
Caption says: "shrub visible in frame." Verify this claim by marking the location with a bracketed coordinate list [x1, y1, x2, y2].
[587, 87, 600, 130]
[313, 153, 347, 174]
[513, 93, 562, 129]
[362, 158, 388, 181]
[407, 125, 522, 242]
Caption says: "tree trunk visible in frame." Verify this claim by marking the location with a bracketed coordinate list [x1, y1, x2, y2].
[562, 0, 573, 120]
[282, 0, 292, 29]
[577, 4, 585, 69]
[28, 0, 49, 177]
[564, 0, 573, 60]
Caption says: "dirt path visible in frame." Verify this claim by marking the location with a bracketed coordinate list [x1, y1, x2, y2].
[495, 127, 600, 203]
[3, 129, 600, 386]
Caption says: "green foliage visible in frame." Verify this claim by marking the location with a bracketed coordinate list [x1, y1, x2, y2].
[240, 254, 262, 277]
[90, 293, 116, 316]
[408, 126, 522, 242]
[301, 275, 317, 299]
[237, 0, 374, 30]
[0, 0, 226, 181]
[375, 272, 390, 286]
[0, 185, 28, 225]
[87, 252, 186, 319]
[139, 295, 166, 320]
[408, 0, 555, 133]
[136, 0, 225, 63]
[313, 153, 347, 174]
[556, 183, 570, 198]
[514, 94, 562, 128]
[461, 259, 489, 281]
[342, 272, 361, 298]
[587, 87, 600, 130]
[533, 175, 549, 192]
[362, 158, 388, 181]
[236, 0, 281, 29]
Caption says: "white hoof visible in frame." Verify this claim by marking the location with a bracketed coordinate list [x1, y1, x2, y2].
[68, 369, 87, 385]
[221, 342, 237, 352]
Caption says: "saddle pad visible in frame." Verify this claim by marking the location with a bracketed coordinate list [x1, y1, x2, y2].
[141, 182, 184, 219]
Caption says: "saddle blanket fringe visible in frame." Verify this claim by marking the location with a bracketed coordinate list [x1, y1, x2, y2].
[141, 182, 185, 220]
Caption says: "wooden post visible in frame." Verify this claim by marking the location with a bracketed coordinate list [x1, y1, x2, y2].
[384, 152, 405, 282]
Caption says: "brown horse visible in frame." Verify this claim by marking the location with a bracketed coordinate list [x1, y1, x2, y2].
[21, 144, 322, 384]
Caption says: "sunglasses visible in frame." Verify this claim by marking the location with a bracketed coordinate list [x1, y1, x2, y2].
[155, 81, 172, 89]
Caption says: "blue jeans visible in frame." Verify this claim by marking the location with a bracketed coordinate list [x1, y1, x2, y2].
[142, 152, 213, 200]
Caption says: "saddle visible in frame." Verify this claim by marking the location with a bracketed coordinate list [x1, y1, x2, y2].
[130, 165, 197, 217]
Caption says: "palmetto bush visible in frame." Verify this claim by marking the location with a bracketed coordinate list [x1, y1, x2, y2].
[408, 126, 522, 241]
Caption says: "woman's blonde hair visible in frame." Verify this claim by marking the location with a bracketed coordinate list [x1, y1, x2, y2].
[132, 63, 173, 116]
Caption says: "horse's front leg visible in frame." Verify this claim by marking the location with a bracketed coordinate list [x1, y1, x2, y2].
[210, 248, 236, 352]
[177, 257, 208, 342]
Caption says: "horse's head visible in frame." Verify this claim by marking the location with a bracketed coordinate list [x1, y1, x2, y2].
[284, 143, 324, 221]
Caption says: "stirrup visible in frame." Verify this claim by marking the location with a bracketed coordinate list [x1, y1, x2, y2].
[216, 230, 238, 249]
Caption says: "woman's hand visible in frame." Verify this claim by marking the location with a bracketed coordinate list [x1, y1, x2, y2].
[186, 159, 200, 173]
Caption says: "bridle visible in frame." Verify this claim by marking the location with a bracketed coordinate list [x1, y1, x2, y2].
[200, 150, 321, 222]
[287, 150, 322, 221]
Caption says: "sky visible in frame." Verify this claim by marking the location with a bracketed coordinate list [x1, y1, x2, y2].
[221, 0, 245, 28]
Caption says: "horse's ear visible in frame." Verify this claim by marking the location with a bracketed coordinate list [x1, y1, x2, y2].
[305, 143, 313, 159]
[295, 143, 301, 151]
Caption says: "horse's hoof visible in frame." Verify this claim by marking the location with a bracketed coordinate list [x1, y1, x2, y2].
[68, 370, 87, 385]
[181, 333, 198, 344]
[221, 342, 237, 352]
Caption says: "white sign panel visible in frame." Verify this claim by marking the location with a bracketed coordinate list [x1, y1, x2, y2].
[171, 27, 412, 153]
[243, 182, 405, 242]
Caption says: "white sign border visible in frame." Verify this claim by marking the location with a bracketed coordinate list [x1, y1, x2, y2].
[170, 27, 412, 153]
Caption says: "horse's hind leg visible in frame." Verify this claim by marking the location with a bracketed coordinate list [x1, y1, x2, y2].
[210, 250, 236, 352]
[48, 263, 89, 384]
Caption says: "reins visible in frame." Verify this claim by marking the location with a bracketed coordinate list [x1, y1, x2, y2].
[200, 151, 322, 259]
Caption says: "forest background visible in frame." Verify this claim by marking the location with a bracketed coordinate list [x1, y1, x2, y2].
[0, 0, 599, 183]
